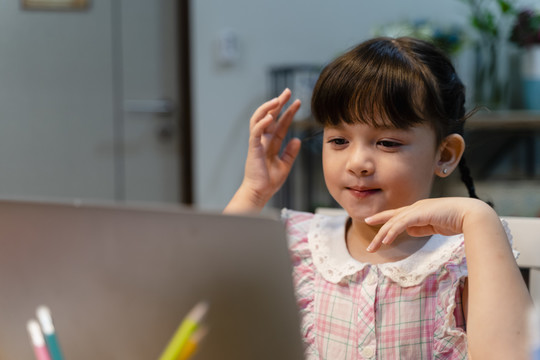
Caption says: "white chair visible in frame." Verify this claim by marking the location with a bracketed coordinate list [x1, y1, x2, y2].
[503, 216, 540, 307]
[315, 208, 540, 306]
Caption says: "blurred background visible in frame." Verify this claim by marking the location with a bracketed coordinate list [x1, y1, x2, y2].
[0, 0, 539, 215]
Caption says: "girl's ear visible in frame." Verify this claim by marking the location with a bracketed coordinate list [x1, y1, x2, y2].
[435, 134, 465, 177]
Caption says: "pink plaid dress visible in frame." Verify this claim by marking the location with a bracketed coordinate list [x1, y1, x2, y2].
[282, 209, 513, 360]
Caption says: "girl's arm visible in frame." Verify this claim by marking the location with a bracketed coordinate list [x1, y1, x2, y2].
[224, 89, 302, 214]
[365, 197, 533, 359]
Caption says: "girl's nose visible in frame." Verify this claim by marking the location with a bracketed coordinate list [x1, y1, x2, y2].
[346, 147, 375, 176]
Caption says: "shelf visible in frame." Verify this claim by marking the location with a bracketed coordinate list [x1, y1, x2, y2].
[467, 110, 540, 130]
[292, 111, 540, 131]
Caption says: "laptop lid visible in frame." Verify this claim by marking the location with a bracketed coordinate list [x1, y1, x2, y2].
[0, 200, 304, 359]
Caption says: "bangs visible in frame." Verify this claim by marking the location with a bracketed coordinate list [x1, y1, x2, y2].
[312, 38, 440, 129]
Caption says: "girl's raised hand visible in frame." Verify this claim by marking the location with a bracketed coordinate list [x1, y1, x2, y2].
[364, 197, 495, 252]
[224, 89, 302, 213]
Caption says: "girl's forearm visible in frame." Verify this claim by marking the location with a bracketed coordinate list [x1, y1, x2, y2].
[223, 184, 269, 214]
[463, 203, 533, 359]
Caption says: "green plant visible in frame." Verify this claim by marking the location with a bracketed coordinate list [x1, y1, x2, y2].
[372, 19, 466, 56]
[459, 0, 517, 41]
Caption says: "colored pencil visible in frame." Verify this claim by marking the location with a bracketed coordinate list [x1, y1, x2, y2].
[158, 301, 209, 360]
[36, 306, 64, 360]
[177, 326, 209, 360]
[26, 319, 52, 360]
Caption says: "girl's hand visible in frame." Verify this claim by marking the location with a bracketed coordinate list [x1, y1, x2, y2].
[367, 198, 531, 359]
[224, 89, 301, 213]
[364, 197, 494, 252]
[368, 199, 532, 358]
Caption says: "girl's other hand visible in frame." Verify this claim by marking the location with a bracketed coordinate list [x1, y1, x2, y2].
[364, 197, 494, 252]
[366, 199, 531, 359]
[224, 89, 301, 213]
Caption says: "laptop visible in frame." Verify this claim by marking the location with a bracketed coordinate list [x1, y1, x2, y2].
[0, 200, 304, 359]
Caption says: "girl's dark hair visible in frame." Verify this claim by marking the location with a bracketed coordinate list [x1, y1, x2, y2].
[311, 36, 481, 200]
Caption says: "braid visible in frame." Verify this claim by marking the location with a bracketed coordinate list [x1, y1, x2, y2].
[458, 156, 477, 199]
[458, 156, 494, 207]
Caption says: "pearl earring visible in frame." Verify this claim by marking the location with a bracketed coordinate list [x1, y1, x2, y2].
[442, 168, 448, 175]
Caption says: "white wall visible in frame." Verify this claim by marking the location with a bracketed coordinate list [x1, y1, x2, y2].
[191, 0, 471, 210]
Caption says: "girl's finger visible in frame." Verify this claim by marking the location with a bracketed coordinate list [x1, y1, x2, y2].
[280, 137, 302, 167]
[367, 220, 403, 252]
[249, 88, 291, 134]
[364, 208, 398, 225]
[268, 99, 301, 155]
[250, 97, 279, 130]
[366, 208, 419, 252]
[372, 210, 437, 252]
[269, 88, 292, 119]
[249, 113, 274, 148]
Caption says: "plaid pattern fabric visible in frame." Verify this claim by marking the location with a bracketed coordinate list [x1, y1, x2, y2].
[283, 209, 468, 360]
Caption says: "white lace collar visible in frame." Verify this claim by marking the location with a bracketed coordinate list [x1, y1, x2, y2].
[307, 213, 466, 287]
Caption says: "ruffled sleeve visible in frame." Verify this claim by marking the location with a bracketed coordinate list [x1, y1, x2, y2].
[433, 235, 469, 359]
[281, 209, 319, 359]
[501, 218, 520, 259]
[433, 218, 517, 358]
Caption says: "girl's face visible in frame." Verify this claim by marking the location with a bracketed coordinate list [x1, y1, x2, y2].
[322, 121, 441, 220]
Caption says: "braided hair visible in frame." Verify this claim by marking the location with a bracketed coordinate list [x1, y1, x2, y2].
[311, 36, 482, 201]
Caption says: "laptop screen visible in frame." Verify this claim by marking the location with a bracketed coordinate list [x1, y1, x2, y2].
[0, 200, 304, 359]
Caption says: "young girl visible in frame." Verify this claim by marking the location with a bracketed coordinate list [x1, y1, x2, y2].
[224, 37, 532, 359]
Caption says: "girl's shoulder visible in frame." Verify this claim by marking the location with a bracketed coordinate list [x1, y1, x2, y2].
[280, 208, 315, 242]
[281, 208, 315, 223]
[281, 209, 348, 260]
[281, 208, 347, 238]
[281, 209, 318, 251]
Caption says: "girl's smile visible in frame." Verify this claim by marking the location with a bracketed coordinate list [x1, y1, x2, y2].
[345, 186, 381, 199]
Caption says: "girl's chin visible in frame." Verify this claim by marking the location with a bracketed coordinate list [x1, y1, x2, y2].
[341, 207, 380, 221]
[333, 196, 393, 219]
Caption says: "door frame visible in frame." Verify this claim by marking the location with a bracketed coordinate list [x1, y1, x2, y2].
[178, 0, 193, 205]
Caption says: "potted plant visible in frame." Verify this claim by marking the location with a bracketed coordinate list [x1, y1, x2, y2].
[459, 0, 517, 109]
[510, 8, 540, 110]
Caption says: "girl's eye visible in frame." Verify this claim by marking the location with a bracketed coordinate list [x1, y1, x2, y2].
[377, 140, 402, 148]
[328, 138, 348, 146]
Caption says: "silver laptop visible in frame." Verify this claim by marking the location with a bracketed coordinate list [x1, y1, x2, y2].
[0, 200, 304, 359]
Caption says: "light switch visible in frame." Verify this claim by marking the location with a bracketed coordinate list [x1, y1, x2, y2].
[216, 28, 239, 66]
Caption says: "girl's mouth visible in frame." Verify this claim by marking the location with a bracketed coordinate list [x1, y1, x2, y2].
[346, 187, 381, 198]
